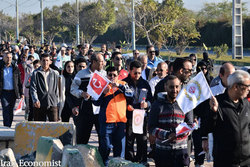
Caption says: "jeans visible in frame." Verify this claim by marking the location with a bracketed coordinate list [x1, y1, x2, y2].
[1, 90, 16, 127]
[99, 122, 126, 166]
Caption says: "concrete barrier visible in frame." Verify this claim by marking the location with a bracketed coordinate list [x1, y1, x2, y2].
[64, 145, 104, 167]
[14, 121, 75, 159]
[35, 136, 63, 166]
[108, 157, 145, 167]
[0, 126, 15, 150]
[61, 148, 84, 167]
[0, 148, 18, 167]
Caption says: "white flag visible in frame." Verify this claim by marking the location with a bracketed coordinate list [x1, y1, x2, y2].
[132, 109, 145, 134]
[176, 72, 213, 114]
[87, 70, 110, 100]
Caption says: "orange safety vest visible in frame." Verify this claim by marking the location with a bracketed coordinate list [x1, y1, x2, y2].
[104, 80, 127, 123]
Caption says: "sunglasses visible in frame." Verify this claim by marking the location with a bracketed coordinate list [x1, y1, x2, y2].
[149, 51, 155, 54]
[183, 68, 192, 74]
[238, 83, 250, 88]
[115, 57, 122, 61]
[108, 73, 118, 77]
[157, 69, 164, 72]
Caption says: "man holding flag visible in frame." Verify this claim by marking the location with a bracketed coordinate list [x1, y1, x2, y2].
[148, 75, 193, 167]
[97, 66, 133, 166]
[201, 70, 250, 167]
[123, 60, 152, 166]
[70, 53, 106, 145]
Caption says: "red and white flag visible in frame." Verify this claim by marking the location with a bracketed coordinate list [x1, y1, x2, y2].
[176, 122, 198, 136]
[14, 97, 24, 115]
[87, 71, 110, 100]
[162, 122, 198, 143]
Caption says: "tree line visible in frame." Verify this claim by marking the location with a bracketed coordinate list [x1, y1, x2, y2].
[0, 0, 249, 54]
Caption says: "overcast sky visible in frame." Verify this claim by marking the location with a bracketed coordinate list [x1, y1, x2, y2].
[0, 0, 249, 17]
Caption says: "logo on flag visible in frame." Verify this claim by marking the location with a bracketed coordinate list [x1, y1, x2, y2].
[87, 71, 110, 100]
[184, 80, 202, 102]
[132, 109, 145, 134]
[177, 72, 213, 114]
[134, 114, 143, 126]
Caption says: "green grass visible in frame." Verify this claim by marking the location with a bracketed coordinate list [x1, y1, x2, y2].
[160, 51, 250, 66]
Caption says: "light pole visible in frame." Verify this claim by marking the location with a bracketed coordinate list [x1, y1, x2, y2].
[16, 0, 19, 41]
[131, 0, 136, 50]
[40, 0, 44, 45]
[76, 0, 80, 45]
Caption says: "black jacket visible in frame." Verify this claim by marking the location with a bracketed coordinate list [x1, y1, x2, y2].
[0, 61, 23, 98]
[123, 75, 153, 119]
[30, 67, 59, 107]
[201, 90, 250, 166]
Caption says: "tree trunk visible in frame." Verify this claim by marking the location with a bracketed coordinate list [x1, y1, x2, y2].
[146, 32, 152, 45]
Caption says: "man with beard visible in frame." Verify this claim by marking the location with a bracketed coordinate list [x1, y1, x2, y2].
[148, 75, 193, 167]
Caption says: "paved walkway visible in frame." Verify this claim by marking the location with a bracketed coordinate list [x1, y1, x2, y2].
[0, 103, 213, 167]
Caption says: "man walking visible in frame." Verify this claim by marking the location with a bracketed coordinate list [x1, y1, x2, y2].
[30, 53, 60, 121]
[0, 51, 23, 127]
[98, 66, 133, 166]
[123, 60, 153, 166]
[202, 70, 250, 167]
[71, 53, 106, 144]
[149, 75, 193, 167]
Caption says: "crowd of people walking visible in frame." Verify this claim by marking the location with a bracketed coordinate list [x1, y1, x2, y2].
[0, 40, 249, 167]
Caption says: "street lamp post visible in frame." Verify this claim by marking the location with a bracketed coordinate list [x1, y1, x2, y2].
[131, 0, 136, 50]
[40, 0, 44, 45]
[76, 0, 80, 45]
[16, 0, 19, 41]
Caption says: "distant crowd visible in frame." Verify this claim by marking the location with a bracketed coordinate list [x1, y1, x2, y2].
[0, 40, 250, 167]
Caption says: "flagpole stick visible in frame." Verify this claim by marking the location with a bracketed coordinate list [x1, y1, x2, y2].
[200, 72, 224, 121]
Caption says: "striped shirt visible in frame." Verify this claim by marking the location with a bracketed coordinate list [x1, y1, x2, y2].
[148, 93, 193, 150]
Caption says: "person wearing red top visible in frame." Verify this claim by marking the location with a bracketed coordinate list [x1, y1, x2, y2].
[18, 46, 29, 84]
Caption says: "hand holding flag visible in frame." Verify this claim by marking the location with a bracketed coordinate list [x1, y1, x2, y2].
[162, 122, 198, 143]
[176, 122, 198, 136]
[87, 70, 110, 100]
[14, 97, 24, 115]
